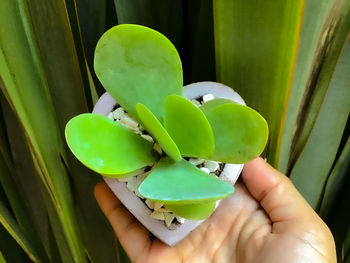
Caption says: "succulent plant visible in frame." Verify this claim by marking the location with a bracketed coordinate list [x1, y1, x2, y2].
[65, 24, 269, 220]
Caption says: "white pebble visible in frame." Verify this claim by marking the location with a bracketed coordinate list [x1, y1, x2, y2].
[135, 189, 144, 198]
[200, 167, 211, 174]
[204, 160, 220, 172]
[117, 177, 132, 182]
[150, 211, 165, 220]
[176, 216, 185, 224]
[156, 208, 170, 213]
[203, 94, 215, 102]
[141, 134, 154, 143]
[191, 99, 201, 107]
[153, 202, 164, 211]
[164, 213, 175, 227]
[153, 143, 162, 155]
[120, 115, 139, 128]
[107, 112, 114, 120]
[112, 107, 125, 119]
[126, 176, 138, 192]
[145, 199, 155, 209]
[189, 158, 205, 166]
[136, 173, 148, 186]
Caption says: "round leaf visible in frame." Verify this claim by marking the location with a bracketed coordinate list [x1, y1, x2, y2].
[138, 157, 234, 204]
[65, 113, 158, 177]
[165, 95, 214, 158]
[165, 202, 216, 220]
[136, 103, 181, 161]
[94, 24, 183, 122]
[201, 103, 269, 163]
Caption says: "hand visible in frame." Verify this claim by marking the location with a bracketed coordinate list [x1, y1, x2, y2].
[94, 157, 336, 263]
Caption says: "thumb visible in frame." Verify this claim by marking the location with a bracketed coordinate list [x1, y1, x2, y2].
[241, 157, 316, 225]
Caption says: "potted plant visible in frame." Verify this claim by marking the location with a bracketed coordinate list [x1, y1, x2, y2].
[65, 24, 268, 246]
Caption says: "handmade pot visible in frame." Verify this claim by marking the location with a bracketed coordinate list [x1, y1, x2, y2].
[92, 81, 245, 246]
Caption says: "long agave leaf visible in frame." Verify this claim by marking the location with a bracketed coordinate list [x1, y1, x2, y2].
[344, 227, 350, 262]
[0, 250, 5, 263]
[113, 0, 184, 58]
[25, 0, 119, 261]
[0, 199, 43, 263]
[0, 94, 64, 261]
[287, 0, 350, 175]
[319, 137, 350, 220]
[0, 1, 86, 261]
[63, 0, 95, 111]
[278, 0, 336, 172]
[0, 143, 49, 262]
[183, 0, 216, 83]
[213, 0, 304, 166]
[289, 30, 350, 208]
[0, 223, 30, 263]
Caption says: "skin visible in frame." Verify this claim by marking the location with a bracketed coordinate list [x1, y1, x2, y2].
[94, 157, 337, 263]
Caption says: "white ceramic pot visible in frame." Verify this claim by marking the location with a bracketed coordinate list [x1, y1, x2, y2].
[92, 81, 245, 246]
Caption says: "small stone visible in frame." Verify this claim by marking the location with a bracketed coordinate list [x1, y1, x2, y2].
[126, 176, 138, 192]
[204, 160, 220, 172]
[176, 216, 185, 224]
[107, 112, 114, 120]
[156, 208, 170, 212]
[136, 173, 148, 186]
[200, 167, 211, 174]
[153, 202, 164, 210]
[150, 211, 165, 221]
[145, 199, 155, 209]
[141, 134, 154, 143]
[164, 212, 175, 228]
[189, 158, 205, 166]
[117, 177, 132, 182]
[120, 115, 139, 129]
[135, 189, 144, 198]
[153, 143, 162, 155]
[203, 94, 215, 102]
[112, 107, 125, 119]
[190, 99, 201, 107]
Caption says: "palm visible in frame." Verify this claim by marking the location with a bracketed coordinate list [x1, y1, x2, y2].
[95, 158, 336, 263]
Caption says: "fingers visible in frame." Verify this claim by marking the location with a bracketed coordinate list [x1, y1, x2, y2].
[94, 182, 151, 262]
[241, 157, 316, 224]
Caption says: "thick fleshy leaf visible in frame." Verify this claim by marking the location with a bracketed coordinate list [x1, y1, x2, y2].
[136, 103, 181, 161]
[138, 157, 234, 204]
[199, 98, 235, 112]
[165, 202, 216, 220]
[94, 24, 183, 122]
[165, 95, 214, 158]
[201, 102, 268, 163]
[65, 113, 157, 177]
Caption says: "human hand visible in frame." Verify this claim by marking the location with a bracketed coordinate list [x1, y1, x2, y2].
[94, 157, 336, 263]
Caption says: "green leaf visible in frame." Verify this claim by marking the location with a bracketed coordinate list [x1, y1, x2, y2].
[0, 250, 5, 263]
[213, 0, 304, 166]
[201, 102, 269, 163]
[136, 103, 181, 161]
[199, 98, 235, 112]
[0, 200, 44, 263]
[290, 32, 350, 208]
[165, 95, 214, 158]
[165, 202, 216, 220]
[319, 137, 350, 220]
[65, 113, 157, 177]
[94, 24, 183, 122]
[0, 0, 87, 261]
[277, 0, 339, 172]
[138, 157, 234, 204]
